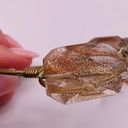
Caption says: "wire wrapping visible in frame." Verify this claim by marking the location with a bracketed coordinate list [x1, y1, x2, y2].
[23, 66, 44, 78]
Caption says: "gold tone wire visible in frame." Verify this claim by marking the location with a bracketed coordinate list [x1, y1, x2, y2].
[0, 66, 46, 87]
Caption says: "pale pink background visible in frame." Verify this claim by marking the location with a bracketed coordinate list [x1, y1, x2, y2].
[0, 0, 128, 128]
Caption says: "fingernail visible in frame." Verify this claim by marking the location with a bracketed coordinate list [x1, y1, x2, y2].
[0, 30, 23, 48]
[10, 48, 40, 58]
[5, 34, 23, 48]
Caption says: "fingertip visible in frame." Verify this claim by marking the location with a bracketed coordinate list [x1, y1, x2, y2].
[0, 30, 22, 48]
[0, 45, 33, 69]
[0, 92, 14, 107]
[10, 47, 39, 59]
[0, 76, 20, 107]
[0, 76, 20, 96]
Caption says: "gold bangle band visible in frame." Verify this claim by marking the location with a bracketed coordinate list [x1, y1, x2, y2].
[0, 66, 45, 87]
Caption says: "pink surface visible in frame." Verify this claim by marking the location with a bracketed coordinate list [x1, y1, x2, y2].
[0, 0, 128, 128]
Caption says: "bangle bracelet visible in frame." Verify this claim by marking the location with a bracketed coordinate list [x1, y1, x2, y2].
[0, 36, 128, 104]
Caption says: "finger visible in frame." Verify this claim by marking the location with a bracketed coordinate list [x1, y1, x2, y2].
[0, 45, 39, 69]
[0, 31, 39, 106]
[0, 45, 39, 105]
[0, 30, 39, 69]
[0, 30, 22, 48]
[0, 75, 20, 96]
[0, 75, 20, 106]
[0, 92, 14, 106]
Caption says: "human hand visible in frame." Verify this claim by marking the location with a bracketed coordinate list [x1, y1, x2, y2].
[0, 31, 39, 106]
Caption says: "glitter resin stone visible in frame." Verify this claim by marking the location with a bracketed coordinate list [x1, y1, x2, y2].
[43, 36, 128, 104]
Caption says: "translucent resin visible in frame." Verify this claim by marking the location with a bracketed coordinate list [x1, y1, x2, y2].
[43, 36, 128, 104]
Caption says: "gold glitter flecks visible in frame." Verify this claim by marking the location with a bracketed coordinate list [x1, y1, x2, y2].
[43, 36, 128, 104]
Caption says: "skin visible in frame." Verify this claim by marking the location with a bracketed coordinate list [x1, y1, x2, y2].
[0, 31, 38, 106]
